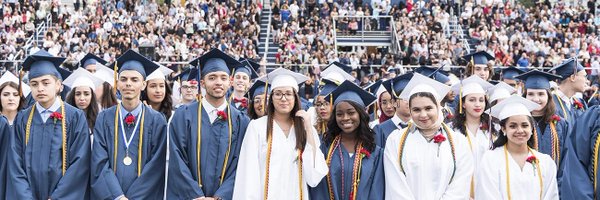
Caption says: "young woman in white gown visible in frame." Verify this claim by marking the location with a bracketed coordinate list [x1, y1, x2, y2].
[233, 68, 328, 200]
[475, 95, 559, 200]
[384, 73, 474, 200]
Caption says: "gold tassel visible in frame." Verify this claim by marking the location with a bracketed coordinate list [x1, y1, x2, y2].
[113, 61, 118, 96]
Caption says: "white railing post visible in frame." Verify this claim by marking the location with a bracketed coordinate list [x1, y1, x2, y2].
[262, 6, 272, 60]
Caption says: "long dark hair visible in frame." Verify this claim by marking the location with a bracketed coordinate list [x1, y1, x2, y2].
[248, 94, 266, 120]
[492, 116, 536, 149]
[99, 82, 118, 109]
[522, 88, 556, 123]
[142, 79, 174, 120]
[323, 101, 376, 152]
[452, 95, 497, 137]
[0, 81, 25, 111]
[66, 86, 99, 131]
[266, 88, 307, 151]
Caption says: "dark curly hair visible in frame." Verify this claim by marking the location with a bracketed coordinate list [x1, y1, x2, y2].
[492, 116, 536, 149]
[452, 95, 497, 138]
[323, 101, 376, 153]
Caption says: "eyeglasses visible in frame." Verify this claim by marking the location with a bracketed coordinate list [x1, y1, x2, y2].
[272, 92, 295, 100]
[181, 85, 198, 90]
[315, 102, 330, 108]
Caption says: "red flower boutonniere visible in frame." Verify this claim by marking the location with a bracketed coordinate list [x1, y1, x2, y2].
[550, 114, 561, 124]
[234, 98, 248, 108]
[446, 113, 454, 119]
[433, 133, 446, 157]
[480, 123, 489, 131]
[217, 110, 228, 121]
[573, 99, 584, 110]
[359, 148, 371, 159]
[526, 155, 538, 176]
[124, 114, 136, 126]
[49, 112, 62, 124]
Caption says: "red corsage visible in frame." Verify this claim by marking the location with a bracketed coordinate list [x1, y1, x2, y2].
[550, 114, 561, 124]
[526, 155, 538, 175]
[217, 110, 228, 121]
[480, 123, 489, 131]
[573, 99, 584, 110]
[49, 112, 63, 124]
[433, 133, 446, 157]
[125, 114, 136, 126]
[359, 148, 371, 159]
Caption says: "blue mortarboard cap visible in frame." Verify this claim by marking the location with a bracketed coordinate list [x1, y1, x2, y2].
[327, 80, 377, 108]
[189, 49, 242, 76]
[318, 78, 339, 96]
[330, 61, 353, 74]
[463, 51, 495, 65]
[80, 53, 107, 68]
[364, 80, 384, 97]
[248, 80, 270, 99]
[382, 72, 413, 99]
[414, 66, 450, 84]
[236, 59, 259, 79]
[114, 50, 160, 79]
[515, 69, 562, 90]
[550, 57, 585, 80]
[22, 50, 66, 80]
[501, 67, 525, 80]
[58, 68, 72, 80]
[176, 68, 199, 81]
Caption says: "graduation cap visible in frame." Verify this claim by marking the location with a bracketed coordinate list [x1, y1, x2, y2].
[451, 75, 494, 113]
[326, 80, 377, 108]
[146, 64, 175, 81]
[501, 67, 525, 80]
[487, 82, 516, 103]
[550, 57, 585, 80]
[414, 66, 450, 84]
[0, 71, 31, 97]
[114, 50, 160, 79]
[515, 69, 562, 90]
[485, 95, 539, 121]
[22, 50, 66, 80]
[248, 80, 270, 99]
[239, 59, 260, 79]
[63, 68, 104, 91]
[176, 68, 200, 82]
[321, 62, 355, 83]
[400, 73, 451, 104]
[364, 80, 385, 98]
[258, 67, 308, 92]
[79, 53, 108, 68]
[382, 72, 413, 99]
[189, 48, 243, 77]
[318, 78, 339, 97]
[462, 51, 494, 65]
[93, 65, 116, 86]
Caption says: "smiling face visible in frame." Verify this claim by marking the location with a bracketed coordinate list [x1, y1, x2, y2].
[463, 93, 486, 118]
[525, 89, 548, 113]
[29, 75, 61, 107]
[410, 95, 439, 128]
[201, 71, 231, 100]
[117, 70, 146, 102]
[335, 101, 360, 134]
[0, 85, 20, 112]
[253, 93, 268, 117]
[232, 72, 250, 92]
[73, 86, 93, 110]
[271, 87, 296, 115]
[180, 80, 199, 103]
[502, 115, 533, 146]
[146, 79, 166, 105]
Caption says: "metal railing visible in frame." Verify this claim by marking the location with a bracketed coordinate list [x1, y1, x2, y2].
[390, 17, 401, 54]
[262, 2, 272, 60]
[332, 16, 338, 55]
[332, 15, 393, 43]
[22, 14, 52, 59]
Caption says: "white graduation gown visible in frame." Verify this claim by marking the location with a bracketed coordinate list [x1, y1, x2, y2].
[233, 116, 328, 200]
[384, 126, 474, 200]
[453, 128, 493, 172]
[475, 147, 559, 200]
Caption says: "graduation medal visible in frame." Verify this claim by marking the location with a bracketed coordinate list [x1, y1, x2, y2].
[123, 156, 133, 166]
[113, 103, 146, 176]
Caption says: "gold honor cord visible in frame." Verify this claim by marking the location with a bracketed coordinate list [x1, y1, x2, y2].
[25, 100, 67, 175]
[263, 129, 304, 200]
[593, 132, 600, 199]
[549, 122, 560, 163]
[197, 100, 203, 187]
[503, 147, 543, 200]
[112, 104, 145, 176]
[554, 93, 568, 121]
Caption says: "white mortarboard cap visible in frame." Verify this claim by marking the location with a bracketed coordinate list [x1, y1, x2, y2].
[486, 95, 539, 121]
[488, 82, 516, 103]
[145, 64, 174, 81]
[0, 71, 31, 97]
[94, 65, 115, 87]
[63, 68, 104, 91]
[321, 64, 355, 84]
[451, 75, 494, 98]
[399, 73, 450, 103]
[259, 67, 308, 91]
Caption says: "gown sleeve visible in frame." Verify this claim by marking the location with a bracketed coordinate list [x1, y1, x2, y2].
[232, 119, 262, 200]
[50, 109, 91, 199]
[213, 113, 250, 199]
[541, 154, 559, 200]
[383, 129, 416, 200]
[7, 110, 35, 199]
[301, 126, 328, 187]
[368, 147, 385, 199]
[475, 150, 502, 200]
[167, 107, 205, 199]
[440, 133, 474, 199]
[124, 113, 167, 199]
[91, 110, 126, 199]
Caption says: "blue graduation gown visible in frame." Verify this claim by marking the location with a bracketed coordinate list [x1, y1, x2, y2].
[8, 103, 90, 200]
[167, 102, 250, 200]
[310, 143, 385, 200]
[0, 116, 12, 199]
[373, 119, 406, 148]
[560, 105, 600, 199]
[229, 99, 248, 114]
[301, 97, 312, 111]
[534, 118, 568, 164]
[552, 94, 587, 124]
[91, 104, 167, 200]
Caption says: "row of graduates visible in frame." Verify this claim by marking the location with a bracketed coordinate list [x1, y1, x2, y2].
[0, 47, 595, 200]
